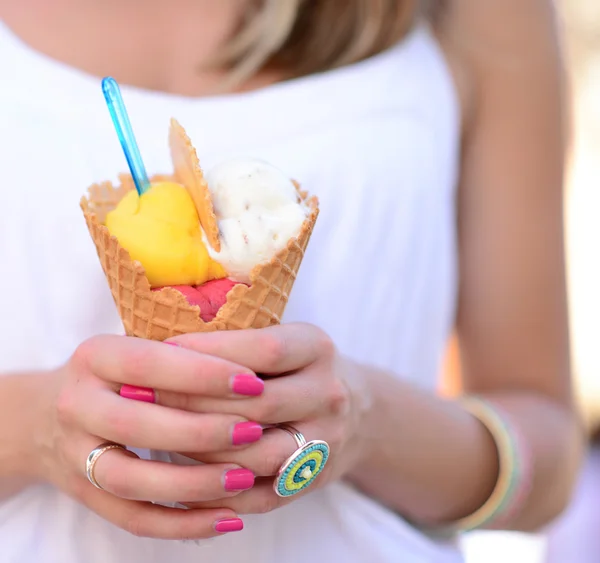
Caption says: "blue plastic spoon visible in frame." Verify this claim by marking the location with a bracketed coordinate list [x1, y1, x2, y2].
[102, 77, 150, 195]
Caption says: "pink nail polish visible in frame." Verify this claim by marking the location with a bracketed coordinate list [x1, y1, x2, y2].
[231, 374, 264, 397]
[232, 422, 263, 445]
[214, 518, 244, 533]
[120, 384, 155, 403]
[224, 469, 255, 491]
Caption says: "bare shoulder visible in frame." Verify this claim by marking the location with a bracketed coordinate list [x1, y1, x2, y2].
[431, 0, 566, 132]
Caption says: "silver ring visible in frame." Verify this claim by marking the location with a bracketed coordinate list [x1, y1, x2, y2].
[85, 442, 126, 490]
[272, 424, 330, 498]
[276, 425, 307, 448]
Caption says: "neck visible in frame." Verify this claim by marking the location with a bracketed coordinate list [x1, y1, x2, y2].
[1, 0, 271, 95]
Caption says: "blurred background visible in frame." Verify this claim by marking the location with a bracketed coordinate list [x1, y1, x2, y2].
[444, 1, 600, 561]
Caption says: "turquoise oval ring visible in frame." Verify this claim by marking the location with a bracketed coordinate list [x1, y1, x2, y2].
[273, 425, 330, 497]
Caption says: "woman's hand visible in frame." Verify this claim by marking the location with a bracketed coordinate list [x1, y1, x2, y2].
[155, 324, 369, 515]
[36, 334, 268, 539]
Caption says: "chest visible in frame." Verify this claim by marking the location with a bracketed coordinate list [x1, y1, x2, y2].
[0, 107, 457, 377]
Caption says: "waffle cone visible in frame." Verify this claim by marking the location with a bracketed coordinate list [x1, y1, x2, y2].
[169, 118, 221, 252]
[80, 174, 318, 340]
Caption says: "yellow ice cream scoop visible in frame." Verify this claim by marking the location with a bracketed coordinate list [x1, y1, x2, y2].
[105, 182, 226, 287]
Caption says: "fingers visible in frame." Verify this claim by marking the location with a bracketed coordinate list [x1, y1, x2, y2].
[79, 481, 241, 539]
[72, 438, 244, 539]
[72, 387, 263, 452]
[157, 367, 347, 425]
[168, 323, 334, 375]
[184, 426, 332, 515]
[247, 370, 348, 423]
[185, 479, 290, 515]
[74, 335, 263, 398]
[87, 445, 255, 503]
[191, 424, 326, 478]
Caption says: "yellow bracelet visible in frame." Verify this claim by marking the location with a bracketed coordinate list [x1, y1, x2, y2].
[449, 397, 532, 532]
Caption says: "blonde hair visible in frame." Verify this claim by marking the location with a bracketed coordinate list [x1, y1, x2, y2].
[220, 0, 429, 86]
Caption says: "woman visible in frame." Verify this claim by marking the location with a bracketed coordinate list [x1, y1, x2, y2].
[0, 0, 584, 562]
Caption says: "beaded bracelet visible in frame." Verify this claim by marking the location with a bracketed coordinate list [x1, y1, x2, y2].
[449, 397, 533, 532]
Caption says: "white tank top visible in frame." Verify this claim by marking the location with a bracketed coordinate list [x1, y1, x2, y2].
[0, 20, 462, 563]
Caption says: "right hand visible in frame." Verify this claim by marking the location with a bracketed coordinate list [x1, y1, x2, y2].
[35, 334, 265, 540]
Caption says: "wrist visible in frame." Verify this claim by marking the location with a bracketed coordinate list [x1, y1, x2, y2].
[338, 368, 502, 523]
[437, 397, 533, 532]
[5, 370, 60, 483]
[30, 369, 63, 484]
[340, 358, 377, 474]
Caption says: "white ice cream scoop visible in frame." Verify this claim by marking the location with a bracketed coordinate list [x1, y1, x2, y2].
[205, 157, 309, 282]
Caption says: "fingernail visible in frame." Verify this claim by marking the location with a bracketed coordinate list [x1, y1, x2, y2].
[214, 518, 244, 533]
[164, 341, 181, 348]
[231, 374, 264, 397]
[224, 469, 255, 491]
[232, 421, 263, 445]
[120, 384, 155, 403]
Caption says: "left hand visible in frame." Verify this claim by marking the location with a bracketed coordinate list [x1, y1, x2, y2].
[163, 323, 369, 514]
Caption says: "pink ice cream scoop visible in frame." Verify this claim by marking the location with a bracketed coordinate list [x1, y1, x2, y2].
[153, 279, 240, 322]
